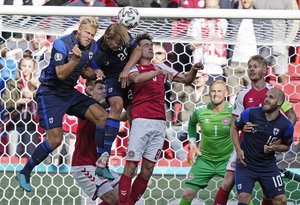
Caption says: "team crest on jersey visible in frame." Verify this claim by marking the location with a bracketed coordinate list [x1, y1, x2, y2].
[188, 173, 194, 180]
[128, 150, 135, 158]
[222, 118, 230, 125]
[89, 52, 93, 60]
[248, 98, 253, 103]
[273, 128, 280, 136]
[204, 119, 210, 123]
[54, 53, 63, 61]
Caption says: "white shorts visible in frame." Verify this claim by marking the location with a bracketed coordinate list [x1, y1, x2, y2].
[126, 118, 166, 163]
[226, 150, 237, 172]
[71, 166, 120, 199]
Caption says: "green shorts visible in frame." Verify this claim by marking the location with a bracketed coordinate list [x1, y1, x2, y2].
[185, 157, 228, 192]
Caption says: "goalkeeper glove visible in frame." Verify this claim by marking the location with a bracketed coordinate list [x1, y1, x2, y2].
[187, 139, 202, 165]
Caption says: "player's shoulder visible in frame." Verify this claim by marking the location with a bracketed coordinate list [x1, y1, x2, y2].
[236, 85, 252, 97]
[225, 102, 233, 112]
[194, 103, 210, 113]
[266, 83, 274, 90]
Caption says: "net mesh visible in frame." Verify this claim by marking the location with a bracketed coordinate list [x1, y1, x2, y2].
[1, 14, 300, 45]
[0, 7, 300, 205]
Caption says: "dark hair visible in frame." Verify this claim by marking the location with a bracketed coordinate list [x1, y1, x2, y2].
[135, 33, 152, 45]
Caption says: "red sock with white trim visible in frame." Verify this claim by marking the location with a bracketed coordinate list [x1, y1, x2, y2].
[214, 187, 230, 205]
[129, 174, 149, 204]
[119, 174, 132, 205]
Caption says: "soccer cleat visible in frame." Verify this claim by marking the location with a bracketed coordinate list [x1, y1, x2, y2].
[95, 152, 109, 168]
[95, 167, 115, 180]
[16, 173, 31, 192]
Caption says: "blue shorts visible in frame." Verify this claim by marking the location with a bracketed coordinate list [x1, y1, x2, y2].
[235, 165, 285, 198]
[37, 89, 98, 130]
[104, 77, 132, 107]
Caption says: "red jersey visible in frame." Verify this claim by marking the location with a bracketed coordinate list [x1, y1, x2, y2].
[232, 83, 274, 117]
[71, 119, 97, 166]
[129, 64, 178, 120]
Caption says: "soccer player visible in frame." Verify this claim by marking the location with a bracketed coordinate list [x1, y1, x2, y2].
[71, 79, 119, 205]
[232, 88, 294, 204]
[179, 80, 234, 205]
[118, 33, 204, 205]
[17, 17, 108, 192]
[214, 55, 297, 205]
[92, 23, 142, 172]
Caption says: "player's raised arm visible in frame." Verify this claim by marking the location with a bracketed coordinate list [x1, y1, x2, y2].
[55, 45, 82, 79]
[173, 62, 204, 84]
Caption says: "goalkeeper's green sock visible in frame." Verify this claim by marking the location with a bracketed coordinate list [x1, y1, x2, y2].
[179, 197, 192, 205]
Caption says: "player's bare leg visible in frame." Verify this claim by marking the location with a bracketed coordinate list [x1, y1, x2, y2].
[94, 96, 123, 179]
[214, 170, 235, 205]
[237, 192, 251, 204]
[271, 194, 287, 205]
[17, 127, 63, 192]
[128, 159, 155, 204]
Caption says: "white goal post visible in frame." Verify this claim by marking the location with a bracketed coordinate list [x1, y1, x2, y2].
[0, 6, 300, 205]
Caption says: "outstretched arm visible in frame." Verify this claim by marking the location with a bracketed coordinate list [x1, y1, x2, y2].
[173, 62, 204, 84]
[129, 69, 173, 84]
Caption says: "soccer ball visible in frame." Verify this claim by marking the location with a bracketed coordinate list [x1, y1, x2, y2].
[118, 6, 140, 28]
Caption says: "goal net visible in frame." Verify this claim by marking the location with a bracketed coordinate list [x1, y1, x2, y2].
[0, 6, 300, 205]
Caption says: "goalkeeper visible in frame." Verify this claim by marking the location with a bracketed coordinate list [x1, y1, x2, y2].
[179, 80, 233, 205]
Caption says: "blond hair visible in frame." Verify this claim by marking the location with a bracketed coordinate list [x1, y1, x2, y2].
[79, 17, 99, 30]
[248, 55, 268, 68]
[209, 80, 227, 92]
[104, 23, 130, 47]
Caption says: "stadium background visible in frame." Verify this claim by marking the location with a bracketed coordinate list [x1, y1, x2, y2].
[0, 1, 300, 204]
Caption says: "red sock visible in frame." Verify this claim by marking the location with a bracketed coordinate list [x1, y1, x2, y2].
[119, 174, 132, 205]
[129, 174, 149, 204]
[99, 200, 109, 205]
[262, 198, 273, 205]
[214, 187, 230, 205]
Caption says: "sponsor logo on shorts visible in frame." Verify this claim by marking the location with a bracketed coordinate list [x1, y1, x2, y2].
[49, 117, 54, 124]
[108, 88, 113, 93]
[278, 188, 283, 192]
[230, 161, 236, 169]
[120, 190, 127, 196]
[128, 150, 135, 158]
[188, 173, 194, 180]
[237, 183, 242, 190]
[54, 53, 63, 61]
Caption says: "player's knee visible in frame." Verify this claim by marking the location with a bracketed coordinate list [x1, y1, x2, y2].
[47, 133, 64, 149]
[124, 164, 137, 177]
[238, 193, 251, 203]
[110, 103, 123, 115]
[274, 195, 287, 205]
[109, 98, 123, 116]
[182, 188, 197, 201]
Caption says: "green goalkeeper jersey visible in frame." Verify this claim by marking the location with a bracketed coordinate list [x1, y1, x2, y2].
[188, 102, 233, 162]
